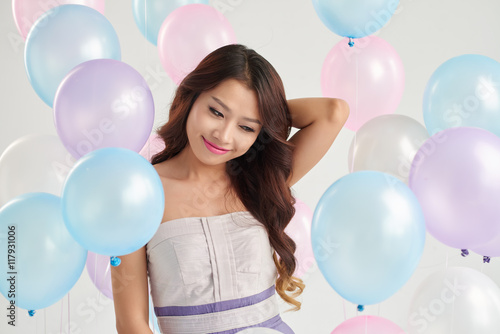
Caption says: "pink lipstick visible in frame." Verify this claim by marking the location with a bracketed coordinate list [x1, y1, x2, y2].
[203, 137, 229, 155]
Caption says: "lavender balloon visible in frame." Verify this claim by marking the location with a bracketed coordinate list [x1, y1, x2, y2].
[409, 127, 500, 250]
[86, 251, 113, 300]
[54, 59, 154, 159]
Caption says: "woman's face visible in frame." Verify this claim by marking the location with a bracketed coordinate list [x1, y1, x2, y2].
[186, 78, 263, 165]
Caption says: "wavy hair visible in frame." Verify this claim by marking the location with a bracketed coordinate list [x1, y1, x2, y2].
[151, 44, 304, 311]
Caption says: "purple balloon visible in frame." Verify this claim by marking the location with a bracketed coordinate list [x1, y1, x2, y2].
[471, 233, 500, 258]
[409, 127, 500, 249]
[86, 251, 113, 300]
[54, 59, 154, 159]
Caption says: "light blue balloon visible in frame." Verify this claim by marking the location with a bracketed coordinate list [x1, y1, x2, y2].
[423, 54, 500, 137]
[132, 0, 209, 45]
[312, 0, 399, 38]
[0, 193, 87, 311]
[25, 4, 121, 107]
[311, 171, 425, 306]
[62, 147, 164, 256]
[148, 296, 161, 333]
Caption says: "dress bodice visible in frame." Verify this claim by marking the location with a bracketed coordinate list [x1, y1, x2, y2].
[145, 211, 294, 334]
[146, 211, 278, 306]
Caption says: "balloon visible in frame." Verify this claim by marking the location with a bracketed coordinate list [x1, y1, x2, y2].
[61, 147, 164, 256]
[284, 198, 315, 278]
[348, 115, 429, 184]
[471, 233, 500, 258]
[12, 0, 105, 40]
[54, 59, 154, 159]
[25, 4, 120, 107]
[0, 134, 75, 207]
[423, 54, 500, 137]
[312, 0, 400, 38]
[409, 127, 500, 250]
[408, 267, 500, 334]
[148, 294, 161, 333]
[132, 0, 209, 45]
[331, 315, 405, 334]
[86, 251, 113, 300]
[311, 171, 425, 306]
[157, 4, 237, 85]
[139, 134, 166, 162]
[0, 193, 87, 311]
[322, 36, 405, 131]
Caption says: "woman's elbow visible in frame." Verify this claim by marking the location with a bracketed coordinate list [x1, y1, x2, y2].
[328, 98, 350, 124]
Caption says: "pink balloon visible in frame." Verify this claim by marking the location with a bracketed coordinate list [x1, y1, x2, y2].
[321, 36, 405, 131]
[86, 251, 113, 300]
[331, 316, 405, 334]
[157, 4, 237, 85]
[284, 198, 315, 278]
[409, 127, 500, 250]
[12, 0, 105, 40]
[139, 134, 165, 162]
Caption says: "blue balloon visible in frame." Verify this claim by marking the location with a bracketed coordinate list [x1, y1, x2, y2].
[62, 147, 164, 256]
[423, 54, 500, 137]
[132, 0, 209, 45]
[25, 4, 121, 107]
[311, 171, 425, 306]
[0, 193, 87, 311]
[312, 0, 399, 38]
[148, 296, 161, 333]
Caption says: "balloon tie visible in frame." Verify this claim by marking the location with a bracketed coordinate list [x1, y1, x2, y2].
[483, 256, 491, 263]
[110, 256, 121, 267]
[357, 304, 364, 312]
[28, 310, 36, 317]
[348, 37, 355, 47]
[460, 249, 469, 257]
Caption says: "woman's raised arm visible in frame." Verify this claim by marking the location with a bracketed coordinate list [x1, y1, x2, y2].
[286, 97, 350, 187]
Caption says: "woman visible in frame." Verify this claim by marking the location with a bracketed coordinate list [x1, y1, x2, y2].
[111, 44, 349, 334]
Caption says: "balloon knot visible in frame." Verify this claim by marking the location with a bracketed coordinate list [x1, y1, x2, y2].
[461, 249, 469, 257]
[348, 37, 355, 47]
[110, 256, 121, 267]
[28, 310, 36, 317]
[357, 304, 364, 312]
[483, 256, 491, 263]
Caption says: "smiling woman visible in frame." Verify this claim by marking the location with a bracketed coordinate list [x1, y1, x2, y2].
[186, 78, 263, 159]
[110, 44, 349, 334]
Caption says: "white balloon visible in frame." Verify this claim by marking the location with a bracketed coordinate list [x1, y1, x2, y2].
[0, 134, 75, 207]
[408, 267, 500, 334]
[348, 114, 429, 184]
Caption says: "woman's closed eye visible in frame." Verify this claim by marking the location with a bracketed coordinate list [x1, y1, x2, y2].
[209, 107, 255, 132]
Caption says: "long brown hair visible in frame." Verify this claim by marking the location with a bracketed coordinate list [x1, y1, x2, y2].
[151, 44, 304, 311]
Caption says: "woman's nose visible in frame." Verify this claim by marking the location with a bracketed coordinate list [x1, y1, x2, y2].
[214, 123, 232, 144]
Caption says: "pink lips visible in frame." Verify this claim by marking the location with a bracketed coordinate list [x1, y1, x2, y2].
[203, 137, 229, 155]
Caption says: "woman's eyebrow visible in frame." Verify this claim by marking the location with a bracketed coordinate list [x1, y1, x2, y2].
[211, 96, 262, 125]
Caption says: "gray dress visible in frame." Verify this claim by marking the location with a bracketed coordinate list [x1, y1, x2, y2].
[146, 210, 295, 334]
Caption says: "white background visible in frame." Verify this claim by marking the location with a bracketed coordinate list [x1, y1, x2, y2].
[1, 0, 500, 333]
